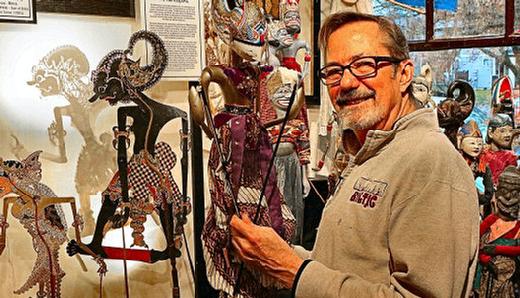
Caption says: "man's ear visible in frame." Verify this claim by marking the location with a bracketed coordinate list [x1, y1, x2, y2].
[399, 59, 414, 93]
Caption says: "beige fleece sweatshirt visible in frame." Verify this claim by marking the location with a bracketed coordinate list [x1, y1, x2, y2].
[294, 109, 479, 298]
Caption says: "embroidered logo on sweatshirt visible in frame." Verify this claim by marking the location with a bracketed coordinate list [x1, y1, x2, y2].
[349, 177, 388, 208]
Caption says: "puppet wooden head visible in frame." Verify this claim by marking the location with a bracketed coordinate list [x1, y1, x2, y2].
[457, 120, 483, 160]
[411, 64, 433, 107]
[486, 113, 514, 150]
[211, 0, 267, 61]
[495, 166, 520, 221]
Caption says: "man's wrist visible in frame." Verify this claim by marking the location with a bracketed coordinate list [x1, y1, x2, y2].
[290, 259, 313, 297]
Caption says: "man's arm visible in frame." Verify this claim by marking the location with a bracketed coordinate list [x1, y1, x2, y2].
[231, 179, 479, 298]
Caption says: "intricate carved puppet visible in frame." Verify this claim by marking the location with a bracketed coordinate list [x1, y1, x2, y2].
[473, 166, 520, 298]
[480, 113, 517, 185]
[11, 46, 116, 235]
[437, 79, 475, 146]
[190, 1, 296, 296]
[457, 120, 494, 217]
[66, 31, 191, 297]
[263, 67, 307, 244]
[0, 151, 98, 298]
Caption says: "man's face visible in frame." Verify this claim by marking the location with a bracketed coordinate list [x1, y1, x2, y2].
[489, 125, 513, 150]
[326, 21, 408, 131]
[460, 136, 483, 158]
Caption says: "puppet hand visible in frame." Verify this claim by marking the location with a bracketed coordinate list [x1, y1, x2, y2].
[302, 165, 311, 197]
[230, 214, 304, 288]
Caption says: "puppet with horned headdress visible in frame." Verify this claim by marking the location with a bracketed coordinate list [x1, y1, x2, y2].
[189, 1, 297, 296]
[66, 31, 191, 296]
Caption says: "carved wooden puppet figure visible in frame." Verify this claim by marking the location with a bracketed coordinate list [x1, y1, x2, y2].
[473, 166, 520, 297]
[437, 79, 475, 147]
[189, 1, 296, 297]
[457, 120, 494, 217]
[262, 67, 307, 244]
[411, 64, 435, 108]
[66, 32, 191, 298]
[0, 151, 98, 298]
[12, 46, 116, 235]
[480, 113, 517, 186]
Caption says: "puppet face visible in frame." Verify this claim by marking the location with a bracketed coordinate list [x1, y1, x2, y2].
[230, 39, 265, 61]
[460, 136, 483, 158]
[90, 65, 131, 105]
[496, 170, 520, 221]
[28, 68, 61, 97]
[412, 82, 430, 106]
[488, 125, 513, 150]
[271, 83, 293, 112]
[284, 10, 301, 34]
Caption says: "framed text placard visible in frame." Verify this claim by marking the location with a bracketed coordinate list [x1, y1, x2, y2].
[143, 0, 205, 80]
[0, 0, 36, 24]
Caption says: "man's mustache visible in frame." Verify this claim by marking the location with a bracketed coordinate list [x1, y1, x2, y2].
[336, 90, 376, 106]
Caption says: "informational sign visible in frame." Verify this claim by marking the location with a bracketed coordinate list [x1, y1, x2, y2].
[143, 0, 204, 80]
[0, 0, 36, 23]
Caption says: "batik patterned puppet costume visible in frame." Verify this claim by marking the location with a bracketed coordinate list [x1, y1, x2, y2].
[458, 120, 494, 217]
[473, 166, 520, 297]
[0, 151, 68, 298]
[480, 113, 518, 186]
[263, 67, 308, 244]
[67, 31, 190, 270]
[194, 1, 296, 297]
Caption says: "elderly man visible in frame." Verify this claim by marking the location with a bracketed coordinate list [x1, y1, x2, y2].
[230, 12, 479, 297]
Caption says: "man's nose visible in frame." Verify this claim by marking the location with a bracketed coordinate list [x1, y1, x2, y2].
[339, 69, 360, 90]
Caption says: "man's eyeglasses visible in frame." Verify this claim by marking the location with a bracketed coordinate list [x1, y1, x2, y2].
[319, 56, 404, 86]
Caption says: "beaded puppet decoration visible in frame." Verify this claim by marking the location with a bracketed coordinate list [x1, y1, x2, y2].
[66, 31, 192, 297]
[411, 64, 436, 108]
[473, 166, 520, 298]
[437, 79, 475, 147]
[263, 67, 307, 244]
[190, 1, 296, 296]
[480, 113, 518, 186]
[0, 151, 100, 298]
[11, 45, 116, 235]
[457, 120, 494, 217]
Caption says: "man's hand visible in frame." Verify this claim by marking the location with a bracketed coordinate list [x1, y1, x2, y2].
[230, 214, 304, 288]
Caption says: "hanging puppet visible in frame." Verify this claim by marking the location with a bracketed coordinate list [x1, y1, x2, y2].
[10, 45, 116, 235]
[457, 120, 494, 217]
[437, 79, 475, 147]
[480, 113, 518, 186]
[190, 1, 296, 296]
[66, 31, 192, 297]
[473, 165, 520, 297]
[0, 151, 99, 298]
[263, 67, 307, 244]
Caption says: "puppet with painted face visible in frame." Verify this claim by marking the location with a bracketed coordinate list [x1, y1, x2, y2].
[411, 64, 436, 108]
[190, 1, 296, 297]
[458, 120, 494, 217]
[480, 113, 518, 185]
[473, 166, 520, 297]
[263, 67, 307, 244]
